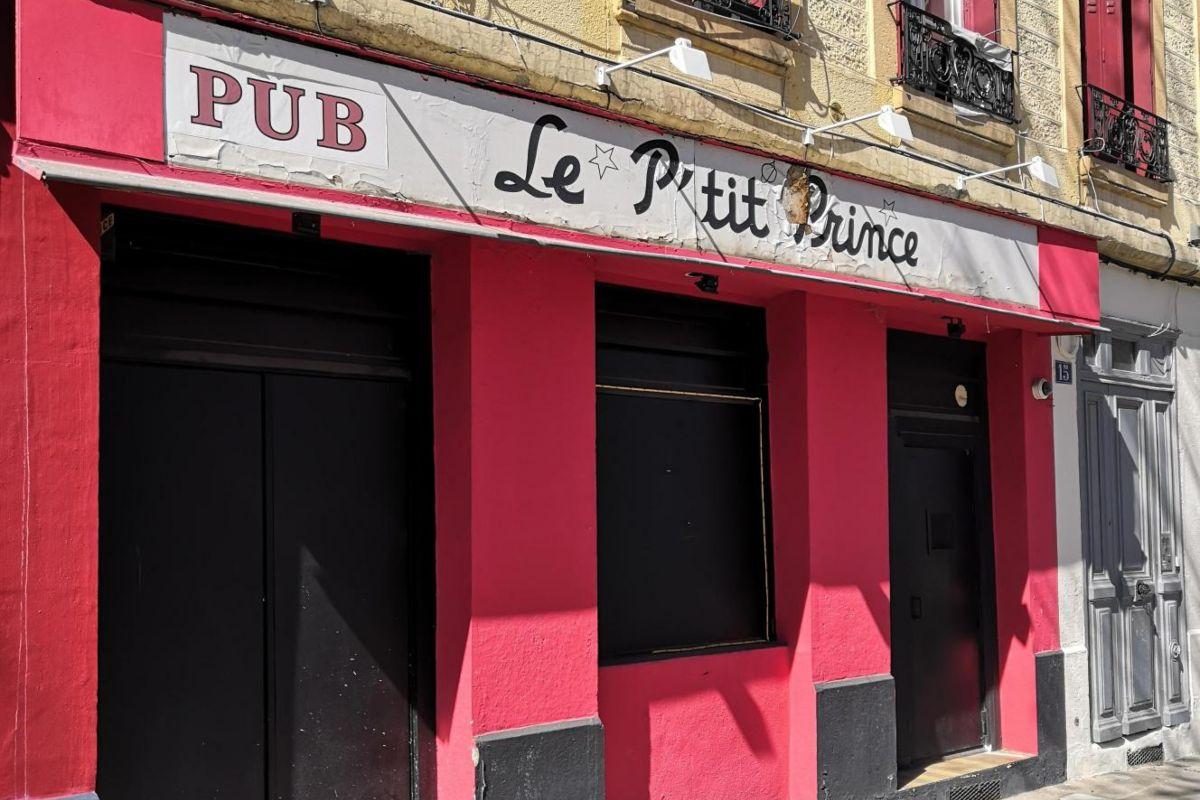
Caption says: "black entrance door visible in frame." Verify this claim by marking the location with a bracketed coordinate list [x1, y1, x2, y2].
[888, 331, 997, 768]
[97, 209, 431, 800]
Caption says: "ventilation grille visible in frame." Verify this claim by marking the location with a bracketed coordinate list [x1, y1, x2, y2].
[1127, 743, 1164, 766]
[949, 779, 1003, 800]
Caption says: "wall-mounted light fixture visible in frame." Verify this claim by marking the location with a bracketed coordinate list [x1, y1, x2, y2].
[596, 39, 712, 88]
[1054, 335, 1082, 360]
[802, 105, 914, 146]
[955, 156, 1060, 191]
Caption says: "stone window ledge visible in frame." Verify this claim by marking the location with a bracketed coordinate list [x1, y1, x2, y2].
[616, 0, 797, 76]
[891, 86, 1017, 152]
[1080, 156, 1170, 208]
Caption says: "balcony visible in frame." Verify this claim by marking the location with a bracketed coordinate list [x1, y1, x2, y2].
[682, 0, 793, 35]
[892, 1, 1017, 123]
[1083, 84, 1172, 183]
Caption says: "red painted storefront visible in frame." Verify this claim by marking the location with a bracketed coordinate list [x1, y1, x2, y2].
[0, 2, 1099, 799]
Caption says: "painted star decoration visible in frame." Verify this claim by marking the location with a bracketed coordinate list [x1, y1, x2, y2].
[879, 198, 899, 226]
[589, 144, 619, 180]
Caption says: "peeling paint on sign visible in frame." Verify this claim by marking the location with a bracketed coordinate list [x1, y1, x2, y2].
[164, 15, 1041, 307]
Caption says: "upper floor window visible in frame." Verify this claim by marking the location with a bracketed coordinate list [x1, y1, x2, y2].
[684, 0, 793, 35]
[1081, 0, 1172, 181]
[893, 0, 1017, 122]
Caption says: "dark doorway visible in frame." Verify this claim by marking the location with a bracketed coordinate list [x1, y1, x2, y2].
[888, 331, 997, 768]
[97, 209, 433, 800]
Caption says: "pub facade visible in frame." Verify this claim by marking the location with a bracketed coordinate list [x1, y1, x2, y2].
[0, 0, 1129, 799]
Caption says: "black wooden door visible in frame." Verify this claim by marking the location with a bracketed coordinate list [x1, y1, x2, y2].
[99, 363, 268, 800]
[98, 209, 429, 800]
[269, 374, 412, 800]
[888, 331, 995, 767]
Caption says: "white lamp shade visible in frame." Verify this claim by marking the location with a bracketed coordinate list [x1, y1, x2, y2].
[877, 105, 914, 143]
[1026, 156, 1060, 189]
[668, 39, 712, 81]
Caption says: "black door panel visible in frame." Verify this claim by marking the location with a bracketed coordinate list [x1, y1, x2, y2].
[888, 331, 995, 768]
[98, 209, 429, 800]
[270, 375, 412, 800]
[99, 364, 267, 800]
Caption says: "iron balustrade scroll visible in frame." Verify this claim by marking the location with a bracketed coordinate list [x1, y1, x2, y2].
[683, 0, 793, 35]
[893, 1, 1017, 122]
[1083, 84, 1172, 183]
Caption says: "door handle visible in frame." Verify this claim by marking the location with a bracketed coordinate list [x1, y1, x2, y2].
[910, 596, 923, 620]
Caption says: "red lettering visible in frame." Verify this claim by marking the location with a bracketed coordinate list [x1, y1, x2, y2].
[189, 66, 243, 128]
[248, 78, 305, 141]
[316, 92, 367, 152]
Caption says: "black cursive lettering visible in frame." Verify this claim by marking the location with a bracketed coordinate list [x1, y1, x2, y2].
[631, 139, 692, 215]
[495, 114, 585, 205]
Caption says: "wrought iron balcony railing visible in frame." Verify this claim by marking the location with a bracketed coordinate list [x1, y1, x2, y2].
[1083, 84, 1172, 183]
[683, 0, 793, 35]
[893, 1, 1017, 122]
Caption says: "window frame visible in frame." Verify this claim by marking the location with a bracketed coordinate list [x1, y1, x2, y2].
[595, 284, 776, 664]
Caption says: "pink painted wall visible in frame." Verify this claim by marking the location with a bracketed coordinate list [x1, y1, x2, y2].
[796, 295, 891, 684]
[766, 291, 816, 800]
[429, 238, 601, 794]
[463, 240, 599, 735]
[600, 647, 790, 800]
[0, 161, 102, 796]
[1038, 228, 1100, 326]
[764, 292, 891, 800]
[429, 238, 477, 799]
[987, 330, 1059, 755]
[17, 0, 162, 160]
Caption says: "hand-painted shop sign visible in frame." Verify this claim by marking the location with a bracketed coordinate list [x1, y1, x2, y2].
[164, 15, 1040, 307]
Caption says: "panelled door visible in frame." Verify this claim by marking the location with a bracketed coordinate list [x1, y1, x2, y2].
[1080, 331, 1188, 743]
[97, 209, 432, 799]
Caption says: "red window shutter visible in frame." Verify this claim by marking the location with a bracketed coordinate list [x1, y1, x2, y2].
[964, 0, 998, 38]
[1129, 0, 1154, 109]
[1083, 0, 1126, 95]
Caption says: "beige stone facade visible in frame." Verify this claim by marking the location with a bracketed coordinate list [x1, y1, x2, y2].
[201, 0, 1197, 277]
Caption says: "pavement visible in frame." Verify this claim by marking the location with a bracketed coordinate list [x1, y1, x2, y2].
[1010, 758, 1200, 799]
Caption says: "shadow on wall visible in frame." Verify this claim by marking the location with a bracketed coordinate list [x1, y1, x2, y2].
[600, 643, 791, 800]
[436, 0, 602, 49]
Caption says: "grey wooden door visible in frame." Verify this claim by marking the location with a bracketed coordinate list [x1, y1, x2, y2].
[1079, 331, 1188, 744]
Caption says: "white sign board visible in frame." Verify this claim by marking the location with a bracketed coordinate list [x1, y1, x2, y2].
[164, 15, 1040, 307]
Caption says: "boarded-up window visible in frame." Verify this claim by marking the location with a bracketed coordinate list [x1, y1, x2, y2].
[596, 285, 773, 661]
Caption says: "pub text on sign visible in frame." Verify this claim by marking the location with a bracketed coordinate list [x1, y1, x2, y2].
[189, 66, 369, 152]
